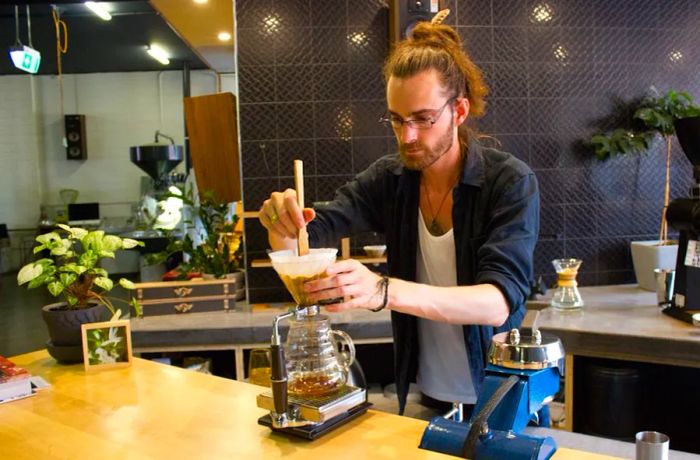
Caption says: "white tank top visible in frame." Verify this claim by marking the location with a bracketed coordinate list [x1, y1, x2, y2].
[415, 209, 477, 404]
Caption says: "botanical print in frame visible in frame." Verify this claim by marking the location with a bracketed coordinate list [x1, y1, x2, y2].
[80, 320, 133, 371]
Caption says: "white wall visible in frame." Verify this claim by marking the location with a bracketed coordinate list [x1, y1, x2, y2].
[0, 69, 227, 228]
[0, 69, 235, 270]
[0, 75, 44, 230]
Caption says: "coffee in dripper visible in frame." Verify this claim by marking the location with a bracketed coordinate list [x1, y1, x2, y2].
[268, 248, 338, 306]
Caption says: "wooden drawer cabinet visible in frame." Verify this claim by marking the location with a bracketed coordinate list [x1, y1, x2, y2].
[132, 275, 244, 317]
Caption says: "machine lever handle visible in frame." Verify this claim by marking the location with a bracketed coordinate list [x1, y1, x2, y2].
[270, 344, 288, 416]
[462, 374, 520, 459]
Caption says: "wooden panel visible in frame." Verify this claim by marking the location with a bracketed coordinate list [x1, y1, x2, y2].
[564, 353, 574, 432]
[149, 0, 234, 73]
[184, 92, 241, 203]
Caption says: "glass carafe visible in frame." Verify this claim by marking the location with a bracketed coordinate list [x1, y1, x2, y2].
[285, 310, 355, 397]
[550, 258, 584, 310]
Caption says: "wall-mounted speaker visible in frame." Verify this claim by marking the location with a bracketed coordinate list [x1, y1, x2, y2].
[65, 114, 87, 160]
[389, 0, 443, 44]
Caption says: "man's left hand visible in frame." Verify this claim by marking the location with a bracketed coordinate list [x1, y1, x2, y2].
[305, 259, 384, 312]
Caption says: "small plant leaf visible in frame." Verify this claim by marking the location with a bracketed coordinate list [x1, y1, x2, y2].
[130, 298, 143, 317]
[17, 263, 43, 285]
[119, 278, 136, 290]
[50, 246, 68, 256]
[47, 281, 64, 297]
[28, 273, 52, 289]
[79, 252, 98, 269]
[60, 273, 77, 287]
[61, 263, 88, 275]
[122, 238, 143, 249]
[83, 230, 105, 249]
[102, 235, 122, 252]
[68, 227, 89, 239]
[36, 232, 60, 245]
[94, 276, 114, 291]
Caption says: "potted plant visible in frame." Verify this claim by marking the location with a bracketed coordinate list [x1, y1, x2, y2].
[590, 89, 700, 290]
[148, 191, 245, 297]
[17, 224, 143, 363]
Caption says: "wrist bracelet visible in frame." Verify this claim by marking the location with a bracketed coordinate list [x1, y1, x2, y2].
[369, 275, 389, 312]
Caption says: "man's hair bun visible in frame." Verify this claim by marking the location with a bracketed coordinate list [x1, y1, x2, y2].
[409, 22, 462, 50]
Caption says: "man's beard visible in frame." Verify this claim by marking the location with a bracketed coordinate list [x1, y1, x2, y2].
[398, 123, 454, 171]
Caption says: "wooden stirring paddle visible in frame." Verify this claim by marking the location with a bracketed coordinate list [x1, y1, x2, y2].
[294, 159, 310, 256]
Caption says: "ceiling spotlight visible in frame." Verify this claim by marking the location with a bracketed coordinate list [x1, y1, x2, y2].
[261, 14, 280, 35]
[85, 2, 112, 21]
[553, 44, 569, 62]
[531, 3, 554, 23]
[669, 50, 683, 63]
[348, 31, 369, 47]
[217, 31, 231, 42]
[146, 45, 170, 65]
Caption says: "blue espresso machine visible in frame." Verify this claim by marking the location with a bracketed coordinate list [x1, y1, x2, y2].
[419, 311, 564, 459]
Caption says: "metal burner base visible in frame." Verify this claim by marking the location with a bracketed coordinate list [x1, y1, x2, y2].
[258, 401, 373, 440]
[257, 385, 367, 423]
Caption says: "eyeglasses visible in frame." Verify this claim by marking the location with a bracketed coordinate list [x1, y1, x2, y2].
[378, 98, 455, 130]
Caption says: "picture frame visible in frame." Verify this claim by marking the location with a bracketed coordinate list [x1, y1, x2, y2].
[80, 320, 133, 371]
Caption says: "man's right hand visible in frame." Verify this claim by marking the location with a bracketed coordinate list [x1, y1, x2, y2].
[259, 189, 316, 250]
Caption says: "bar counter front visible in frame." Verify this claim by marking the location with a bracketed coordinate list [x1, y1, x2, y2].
[1, 350, 621, 460]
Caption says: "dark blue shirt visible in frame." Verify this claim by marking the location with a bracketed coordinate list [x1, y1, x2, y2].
[308, 139, 540, 414]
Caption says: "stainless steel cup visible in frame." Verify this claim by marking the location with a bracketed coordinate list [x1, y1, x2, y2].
[653, 268, 675, 307]
[636, 431, 669, 460]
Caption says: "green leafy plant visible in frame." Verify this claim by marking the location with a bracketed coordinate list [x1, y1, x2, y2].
[17, 224, 143, 315]
[590, 89, 700, 241]
[148, 191, 243, 279]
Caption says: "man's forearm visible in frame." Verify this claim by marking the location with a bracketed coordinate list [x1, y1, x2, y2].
[386, 279, 510, 327]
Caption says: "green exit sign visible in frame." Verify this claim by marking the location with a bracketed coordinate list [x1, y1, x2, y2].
[9, 45, 41, 74]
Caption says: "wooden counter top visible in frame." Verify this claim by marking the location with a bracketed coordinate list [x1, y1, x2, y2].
[1, 350, 621, 460]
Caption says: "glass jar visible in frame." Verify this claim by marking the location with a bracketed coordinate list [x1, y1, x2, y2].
[550, 258, 584, 310]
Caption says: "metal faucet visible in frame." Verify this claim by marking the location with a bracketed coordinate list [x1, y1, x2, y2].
[268, 308, 314, 428]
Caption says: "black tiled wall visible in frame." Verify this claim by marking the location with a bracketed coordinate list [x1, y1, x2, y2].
[237, 0, 700, 301]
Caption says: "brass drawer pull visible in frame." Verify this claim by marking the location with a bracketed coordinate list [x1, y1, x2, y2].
[173, 287, 193, 297]
[174, 302, 193, 313]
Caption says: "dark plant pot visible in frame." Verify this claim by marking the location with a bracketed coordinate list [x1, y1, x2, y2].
[674, 115, 700, 165]
[41, 302, 111, 363]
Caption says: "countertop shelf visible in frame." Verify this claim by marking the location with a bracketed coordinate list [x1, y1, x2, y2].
[251, 255, 386, 268]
